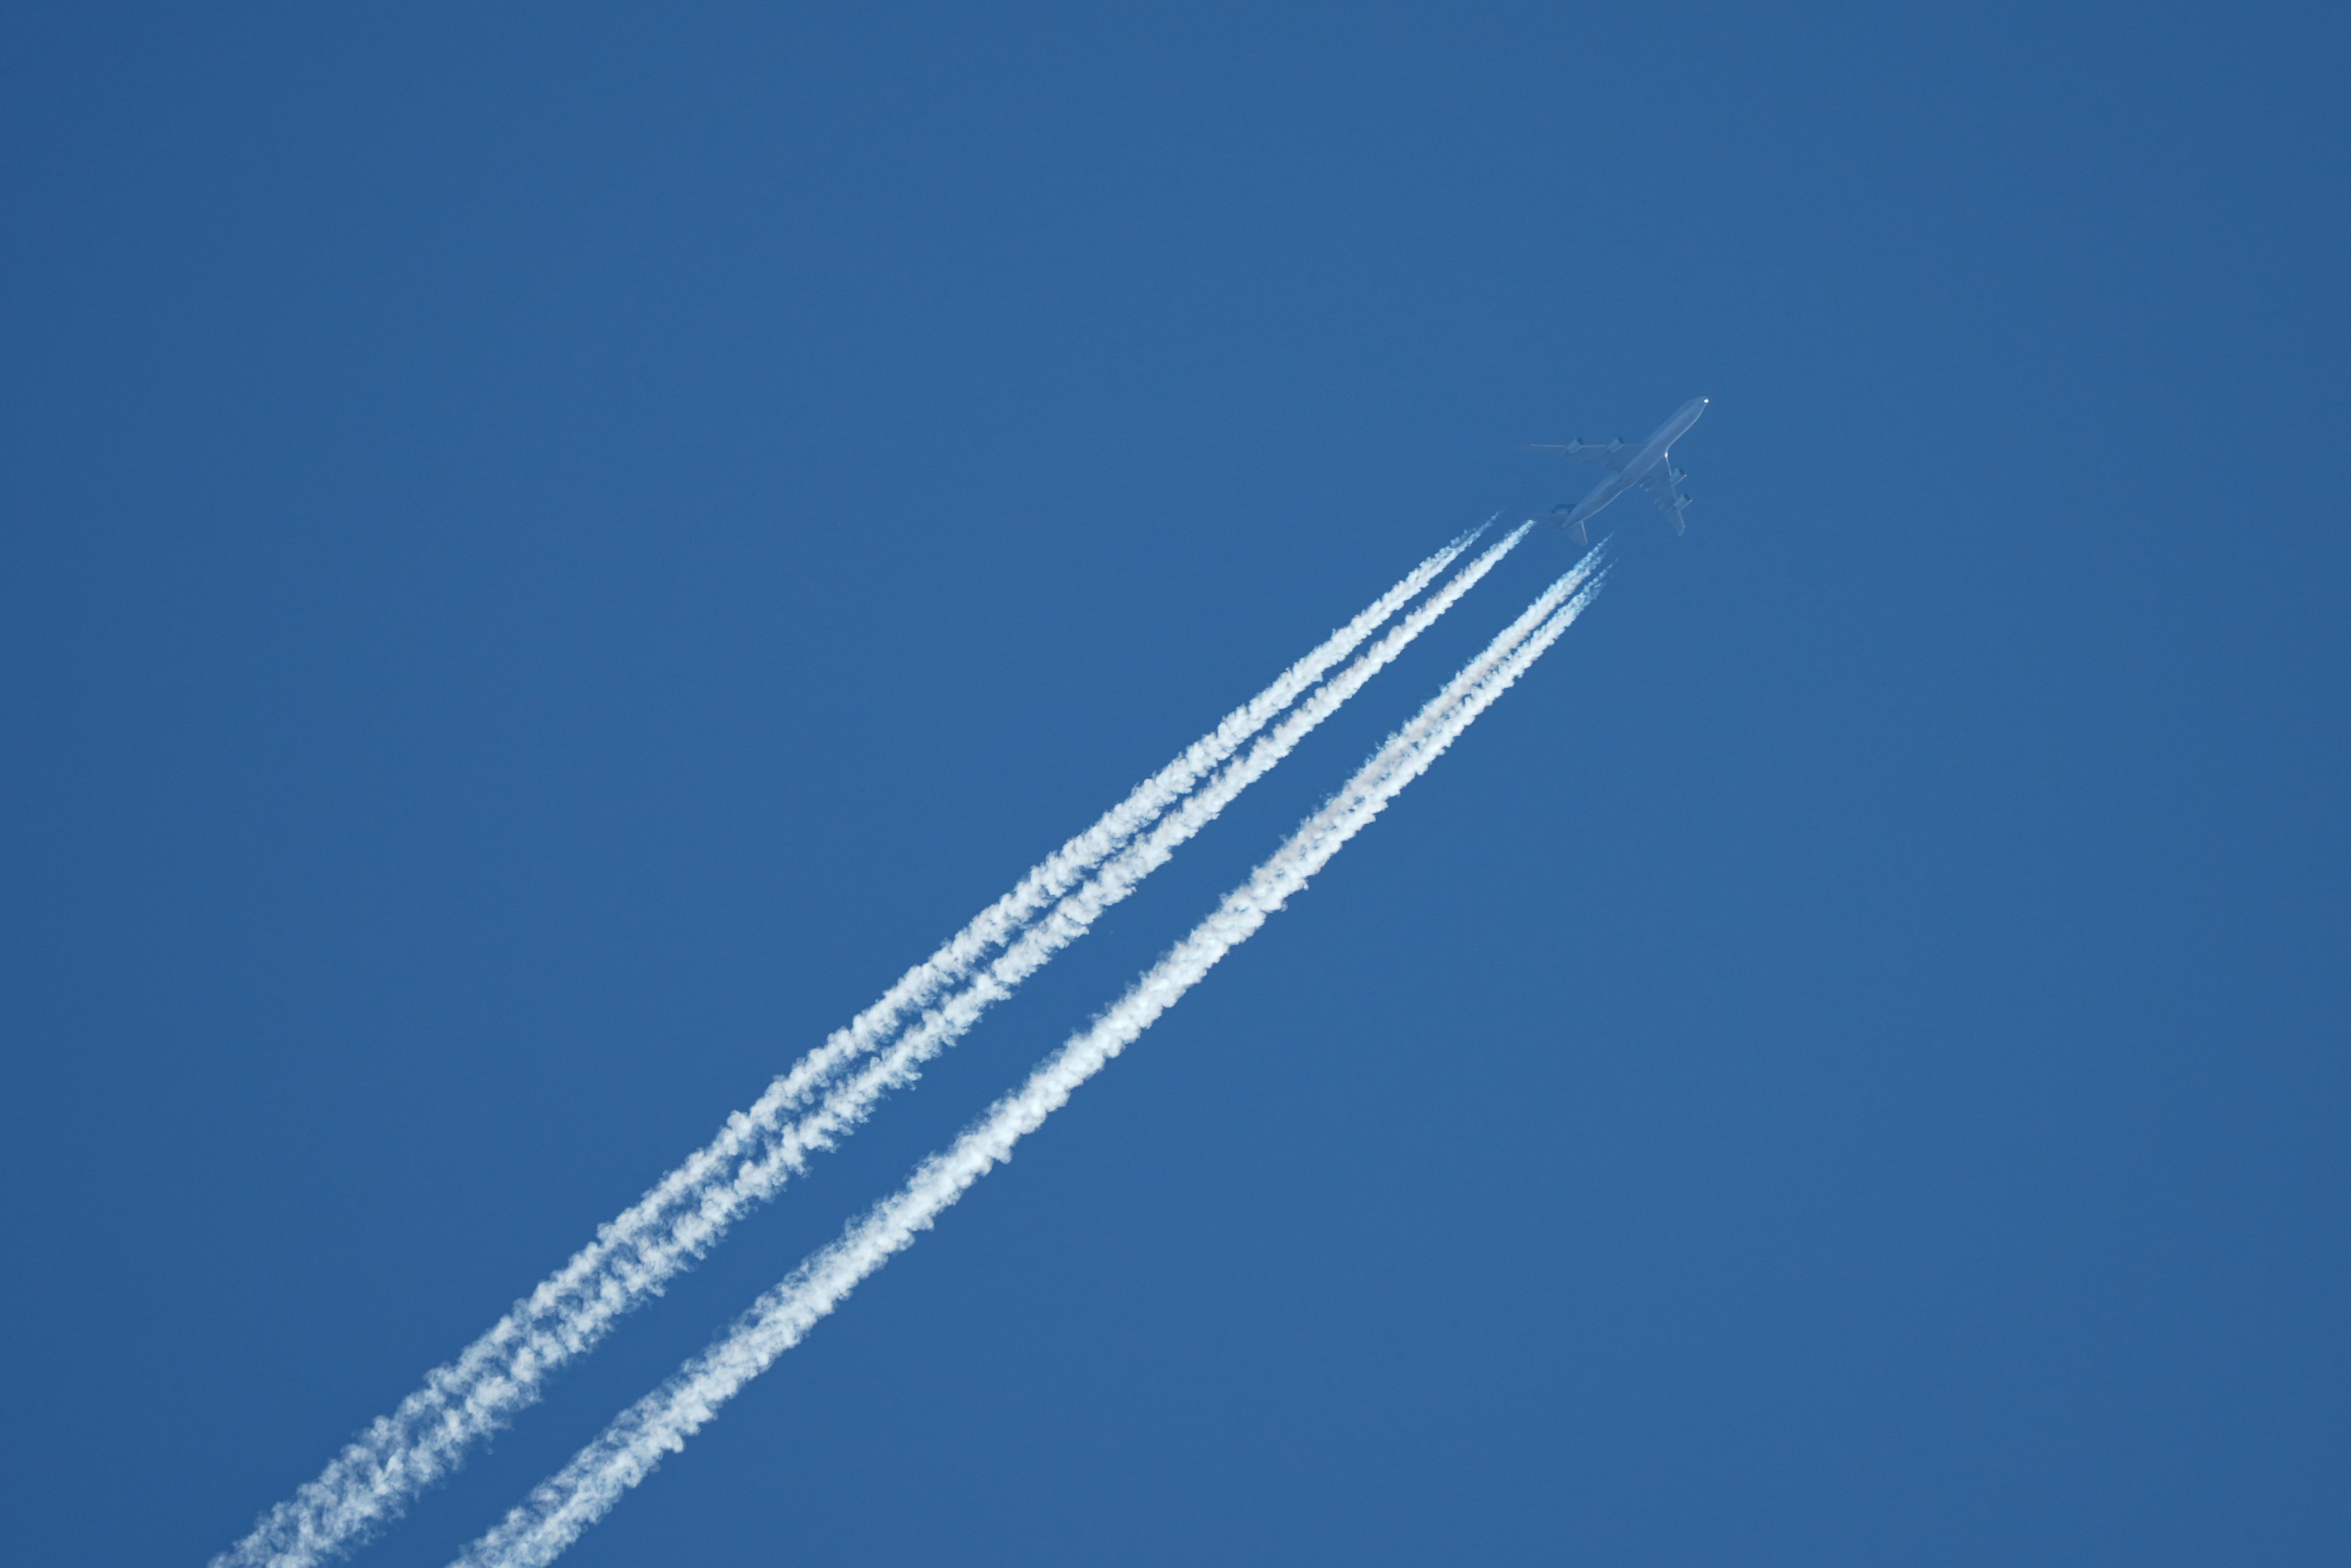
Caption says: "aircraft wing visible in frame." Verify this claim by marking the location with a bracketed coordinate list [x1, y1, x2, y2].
[1638, 465, 1690, 535]
[1520, 441, 1629, 470]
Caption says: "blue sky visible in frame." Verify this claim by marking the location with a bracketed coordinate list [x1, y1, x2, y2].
[3, 5, 2345, 1564]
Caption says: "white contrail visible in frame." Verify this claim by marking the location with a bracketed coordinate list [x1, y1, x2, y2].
[241, 525, 1524, 1565]
[219, 528, 1483, 1568]
[450, 546, 1613, 1568]
[452, 520, 1540, 1386]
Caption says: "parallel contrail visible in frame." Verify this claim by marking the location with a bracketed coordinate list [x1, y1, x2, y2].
[392, 518, 1543, 1444]
[450, 545, 1613, 1568]
[219, 528, 1486, 1568]
[547, 522, 1542, 1321]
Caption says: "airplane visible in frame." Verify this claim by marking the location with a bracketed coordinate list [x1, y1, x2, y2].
[1522, 396, 1709, 543]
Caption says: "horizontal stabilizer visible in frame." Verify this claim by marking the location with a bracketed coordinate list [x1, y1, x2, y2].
[1535, 506, 1587, 545]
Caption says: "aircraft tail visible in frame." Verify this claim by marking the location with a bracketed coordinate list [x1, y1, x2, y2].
[1537, 507, 1586, 546]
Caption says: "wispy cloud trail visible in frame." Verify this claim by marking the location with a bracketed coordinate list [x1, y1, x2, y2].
[450, 545, 1612, 1568]
[218, 529, 1483, 1568]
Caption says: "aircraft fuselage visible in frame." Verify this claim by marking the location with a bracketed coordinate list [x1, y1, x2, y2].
[1562, 396, 1709, 535]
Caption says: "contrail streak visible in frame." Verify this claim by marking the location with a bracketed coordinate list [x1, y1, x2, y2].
[433, 521, 1538, 1426]
[450, 545, 1613, 1568]
[219, 528, 1484, 1568]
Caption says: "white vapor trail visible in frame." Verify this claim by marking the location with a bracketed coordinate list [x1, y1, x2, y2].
[520, 522, 1539, 1311]
[450, 543, 1613, 1568]
[220, 528, 1487, 1568]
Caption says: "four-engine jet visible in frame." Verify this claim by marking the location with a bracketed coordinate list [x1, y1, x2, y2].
[1523, 396, 1709, 543]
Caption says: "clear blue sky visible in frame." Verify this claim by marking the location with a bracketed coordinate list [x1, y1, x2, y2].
[4, 5, 2345, 1564]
